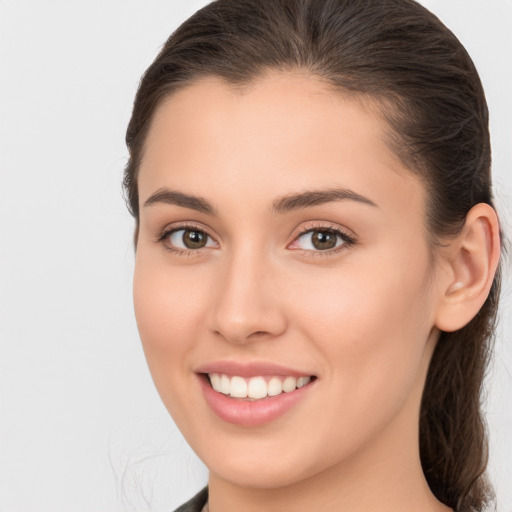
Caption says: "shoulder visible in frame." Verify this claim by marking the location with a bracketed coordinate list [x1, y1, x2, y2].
[173, 487, 208, 512]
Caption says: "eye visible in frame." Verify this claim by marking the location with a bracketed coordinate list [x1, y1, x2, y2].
[159, 226, 217, 253]
[289, 226, 355, 253]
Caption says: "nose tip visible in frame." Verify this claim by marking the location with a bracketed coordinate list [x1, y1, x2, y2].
[212, 322, 278, 346]
[210, 295, 287, 345]
[207, 258, 287, 345]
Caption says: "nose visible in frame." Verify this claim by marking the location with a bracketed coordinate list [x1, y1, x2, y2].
[207, 250, 287, 345]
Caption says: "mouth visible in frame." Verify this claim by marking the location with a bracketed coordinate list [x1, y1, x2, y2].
[204, 373, 316, 401]
[195, 361, 317, 426]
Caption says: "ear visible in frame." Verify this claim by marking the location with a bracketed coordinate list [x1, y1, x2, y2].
[435, 203, 501, 332]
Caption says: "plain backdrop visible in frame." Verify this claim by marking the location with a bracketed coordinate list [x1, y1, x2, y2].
[0, 1, 510, 511]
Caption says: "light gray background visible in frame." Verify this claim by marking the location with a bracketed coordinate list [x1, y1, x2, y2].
[0, 1, 510, 511]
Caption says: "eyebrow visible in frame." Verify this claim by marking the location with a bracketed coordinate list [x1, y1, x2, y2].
[143, 187, 378, 215]
[270, 188, 378, 214]
[144, 188, 216, 214]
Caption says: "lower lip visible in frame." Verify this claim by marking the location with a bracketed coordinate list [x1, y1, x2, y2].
[198, 375, 315, 427]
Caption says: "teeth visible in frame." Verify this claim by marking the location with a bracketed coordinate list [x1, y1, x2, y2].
[247, 376, 267, 399]
[210, 373, 221, 390]
[230, 376, 247, 398]
[267, 376, 283, 397]
[282, 376, 297, 393]
[208, 373, 312, 400]
[220, 374, 230, 394]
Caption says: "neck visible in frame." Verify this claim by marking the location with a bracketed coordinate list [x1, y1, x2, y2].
[207, 339, 451, 512]
[208, 422, 449, 512]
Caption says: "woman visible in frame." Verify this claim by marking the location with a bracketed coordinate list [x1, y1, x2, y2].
[123, 0, 503, 511]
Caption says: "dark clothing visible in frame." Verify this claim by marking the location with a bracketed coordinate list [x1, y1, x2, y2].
[173, 487, 208, 512]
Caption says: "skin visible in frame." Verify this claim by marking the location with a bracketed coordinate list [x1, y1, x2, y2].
[133, 72, 498, 512]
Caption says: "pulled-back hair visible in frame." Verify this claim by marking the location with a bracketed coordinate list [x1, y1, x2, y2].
[123, 1, 502, 510]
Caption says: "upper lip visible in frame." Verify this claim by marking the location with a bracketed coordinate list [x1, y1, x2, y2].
[195, 360, 316, 378]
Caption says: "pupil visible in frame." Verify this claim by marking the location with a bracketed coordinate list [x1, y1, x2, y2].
[312, 230, 336, 250]
[183, 230, 206, 249]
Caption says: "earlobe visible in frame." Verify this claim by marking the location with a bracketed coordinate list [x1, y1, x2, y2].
[435, 203, 501, 333]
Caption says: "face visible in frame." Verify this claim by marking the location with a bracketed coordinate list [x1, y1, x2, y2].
[134, 72, 442, 490]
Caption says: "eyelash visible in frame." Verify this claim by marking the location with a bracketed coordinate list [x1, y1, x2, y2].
[291, 222, 357, 257]
[156, 222, 215, 257]
[156, 222, 357, 258]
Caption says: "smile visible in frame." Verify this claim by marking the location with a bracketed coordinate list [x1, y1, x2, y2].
[197, 366, 317, 426]
[208, 373, 312, 400]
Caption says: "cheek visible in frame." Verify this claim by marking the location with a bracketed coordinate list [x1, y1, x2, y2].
[132, 256, 219, 442]
[293, 243, 432, 351]
[288, 245, 434, 440]
[134, 249, 206, 335]
[132, 253, 209, 392]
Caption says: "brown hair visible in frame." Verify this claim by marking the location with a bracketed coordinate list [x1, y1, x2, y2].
[123, 1, 502, 510]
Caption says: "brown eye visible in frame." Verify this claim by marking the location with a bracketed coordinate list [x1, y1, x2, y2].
[290, 227, 354, 253]
[167, 228, 215, 251]
[182, 229, 207, 249]
[311, 230, 338, 250]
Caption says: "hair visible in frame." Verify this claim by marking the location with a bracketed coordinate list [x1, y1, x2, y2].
[123, 1, 502, 510]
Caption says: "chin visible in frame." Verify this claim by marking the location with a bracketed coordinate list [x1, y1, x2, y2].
[208, 456, 315, 490]
[192, 426, 349, 491]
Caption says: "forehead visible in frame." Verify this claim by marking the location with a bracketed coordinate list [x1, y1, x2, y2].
[138, 72, 425, 221]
